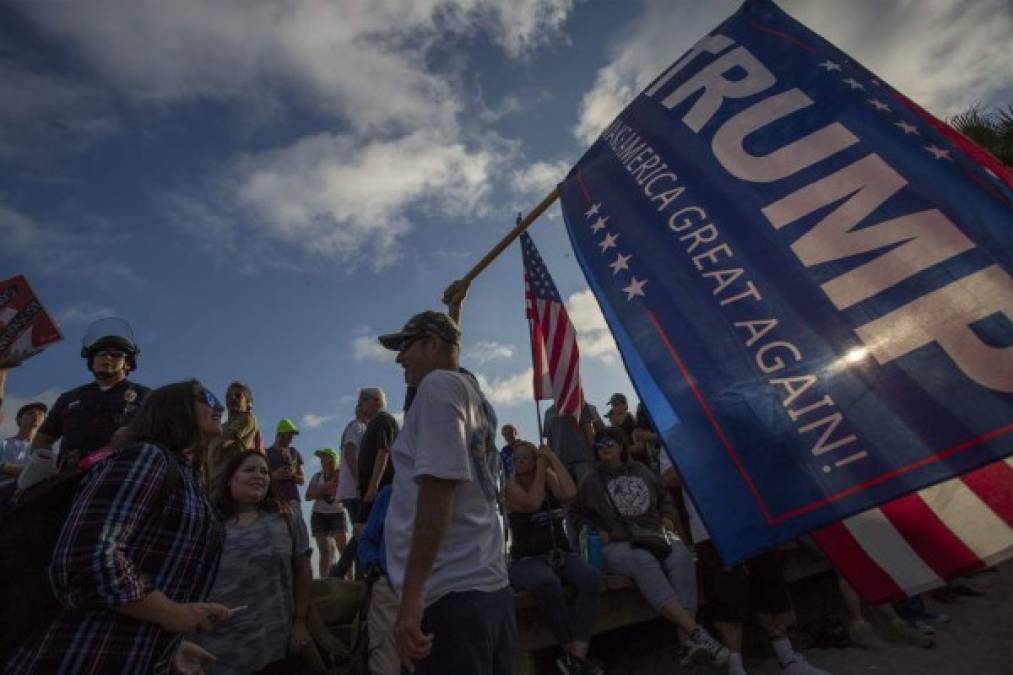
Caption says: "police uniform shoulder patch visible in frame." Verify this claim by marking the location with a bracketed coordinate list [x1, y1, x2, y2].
[124, 389, 138, 403]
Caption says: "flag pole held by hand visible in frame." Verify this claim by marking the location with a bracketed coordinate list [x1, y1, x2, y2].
[443, 187, 560, 324]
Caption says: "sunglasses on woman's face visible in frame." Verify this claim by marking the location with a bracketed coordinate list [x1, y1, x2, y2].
[196, 388, 223, 409]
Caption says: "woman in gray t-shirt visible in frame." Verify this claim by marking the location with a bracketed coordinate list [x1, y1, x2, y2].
[196, 450, 313, 674]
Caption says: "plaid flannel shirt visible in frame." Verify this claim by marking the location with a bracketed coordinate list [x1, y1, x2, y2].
[6, 443, 224, 674]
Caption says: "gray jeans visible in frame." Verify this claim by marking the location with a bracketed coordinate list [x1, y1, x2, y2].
[603, 540, 698, 612]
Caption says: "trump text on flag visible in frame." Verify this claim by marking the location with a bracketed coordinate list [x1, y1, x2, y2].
[559, 0, 1011, 564]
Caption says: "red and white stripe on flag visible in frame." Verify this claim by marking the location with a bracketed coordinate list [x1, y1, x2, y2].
[811, 456, 1013, 603]
[521, 232, 584, 417]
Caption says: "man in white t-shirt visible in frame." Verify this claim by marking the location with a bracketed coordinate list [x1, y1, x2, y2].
[378, 310, 512, 675]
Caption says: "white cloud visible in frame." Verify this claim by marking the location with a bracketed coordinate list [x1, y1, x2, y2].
[566, 289, 620, 364]
[781, 0, 1013, 118]
[14, 0, 573, 266]
[56, 302, 117, 326]
[574, 0, 1013, 144]
[475, 368, 534, 407]
[509, 159, 571, 197]
[352, 335, 392, 362]
[463, 341, 516, 365]
[300, 412, 335, 430]
[0, 388, 62, 438]
[213, 129, 504, 268]
[17, 0, 572, 133]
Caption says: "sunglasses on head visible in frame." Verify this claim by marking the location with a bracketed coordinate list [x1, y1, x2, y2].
[197, 388, 223, 409]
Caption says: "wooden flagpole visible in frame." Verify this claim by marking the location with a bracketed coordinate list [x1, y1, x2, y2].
[443, 187, 560, 323]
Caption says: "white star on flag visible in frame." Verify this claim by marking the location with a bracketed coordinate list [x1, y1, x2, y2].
[609, 252, 632, 275]
[585, 203, 601, 218]
[925, 144, 952, 160]
[598, 232, 619, 253]
[622, 277, 647, 301]
[591, 216, 609, 233]
[868, 99, 890, 112]
[818, 59, 841, 72]
[842, 77, 864, 90]
[895, 120, 919, 135]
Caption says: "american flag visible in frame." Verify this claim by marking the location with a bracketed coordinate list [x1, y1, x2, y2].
[520, 232, 584, 417]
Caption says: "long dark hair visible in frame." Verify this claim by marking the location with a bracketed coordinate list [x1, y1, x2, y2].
[215, 450, 284, 518]
[122, 379, 206, 464]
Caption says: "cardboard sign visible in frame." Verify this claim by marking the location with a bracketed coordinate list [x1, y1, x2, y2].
[0, 275, 63, 361]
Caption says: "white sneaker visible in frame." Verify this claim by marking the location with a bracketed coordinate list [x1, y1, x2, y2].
[780, 653, 831, 675]
[682, 627, 730, 667]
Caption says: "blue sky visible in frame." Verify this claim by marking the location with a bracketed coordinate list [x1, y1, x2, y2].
[3, 0, 1011, 469]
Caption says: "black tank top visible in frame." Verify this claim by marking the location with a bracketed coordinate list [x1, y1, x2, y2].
[508, 490, 570, 558]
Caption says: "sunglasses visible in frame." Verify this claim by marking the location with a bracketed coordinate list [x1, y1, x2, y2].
[399, 333, 430, 353]
[196, 388, 223, 409]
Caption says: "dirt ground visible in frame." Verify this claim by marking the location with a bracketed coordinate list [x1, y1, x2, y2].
[555, 563, 1013, 675]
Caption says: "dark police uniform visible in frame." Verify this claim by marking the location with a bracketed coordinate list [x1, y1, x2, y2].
[38, 380, 150, 470]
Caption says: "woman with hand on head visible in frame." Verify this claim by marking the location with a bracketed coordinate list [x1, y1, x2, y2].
[4, 380, 230, 675]
[506, 441, 603, 675]
[193, 450, 314, 675]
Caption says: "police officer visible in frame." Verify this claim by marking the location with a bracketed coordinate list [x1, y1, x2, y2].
[21, 318, 150, 488]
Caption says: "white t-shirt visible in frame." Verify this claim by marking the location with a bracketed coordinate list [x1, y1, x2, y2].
[0, 437, 31, 489]
[384, 370, 508, 606]
[308, 472, 345, 514]
[337, 419, 365, 502]
[659, 450, 710, 543]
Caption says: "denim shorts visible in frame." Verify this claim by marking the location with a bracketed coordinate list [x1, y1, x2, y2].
[311, 510, 349, 536]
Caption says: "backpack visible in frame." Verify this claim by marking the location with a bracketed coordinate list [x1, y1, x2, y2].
[302, 578, 371, 675]
[0, 442, 179, 661]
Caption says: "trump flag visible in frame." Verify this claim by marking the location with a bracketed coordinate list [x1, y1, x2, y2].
[558, 0, 1012, 566]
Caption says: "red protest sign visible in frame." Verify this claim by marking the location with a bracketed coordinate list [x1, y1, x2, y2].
[0, 275, 63, 361]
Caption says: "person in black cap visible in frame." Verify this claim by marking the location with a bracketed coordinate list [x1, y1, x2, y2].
[20, 317, 150, 489]
[606, 393, 636, 444]
[378, 310, 513, 675]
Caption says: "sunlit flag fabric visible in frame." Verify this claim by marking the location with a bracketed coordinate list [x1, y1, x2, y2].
[521, 232, 585, 417]
[556, 0, 1013, 579]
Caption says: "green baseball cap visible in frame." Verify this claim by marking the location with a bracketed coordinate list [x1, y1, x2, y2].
[314, 448, 338, 462]
[378, 310, 461, 351]
[276, 418, 300, 434]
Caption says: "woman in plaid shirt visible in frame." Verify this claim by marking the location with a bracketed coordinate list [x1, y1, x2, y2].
[5, 380, 230, 674]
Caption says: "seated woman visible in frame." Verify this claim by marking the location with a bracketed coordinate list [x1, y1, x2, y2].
[506, 441, 602, 675]
[194, 450, 313, 675]
[571, 427, 728, 667]
[4, 380, 230, 674]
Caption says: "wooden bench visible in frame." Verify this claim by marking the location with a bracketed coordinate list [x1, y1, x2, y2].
[511, 544, 835, 675]
[514, 574, 654, 675]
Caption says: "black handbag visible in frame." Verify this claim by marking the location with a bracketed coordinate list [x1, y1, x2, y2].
[598, 468, 673, 556]
[626, 523, 673, 556]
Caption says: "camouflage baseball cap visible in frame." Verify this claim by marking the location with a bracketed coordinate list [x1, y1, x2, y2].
[378, 310, 461, 351]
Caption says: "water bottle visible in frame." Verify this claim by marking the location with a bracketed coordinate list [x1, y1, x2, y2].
[585, 528, 605, 572]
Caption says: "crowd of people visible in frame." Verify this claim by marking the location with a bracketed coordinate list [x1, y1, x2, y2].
[0, 312, 986, 675]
